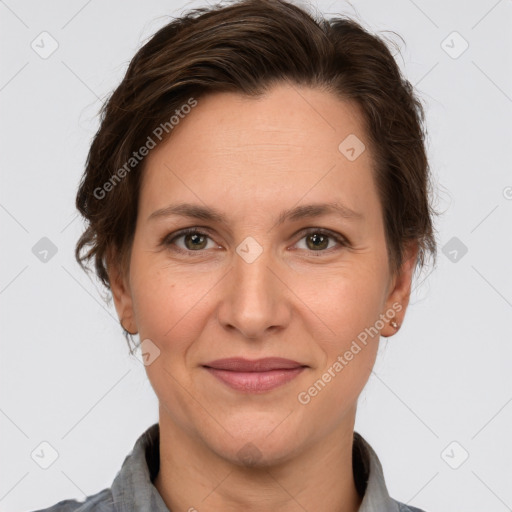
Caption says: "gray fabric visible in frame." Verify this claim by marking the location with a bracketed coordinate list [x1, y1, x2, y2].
[29, 423, 427, 512]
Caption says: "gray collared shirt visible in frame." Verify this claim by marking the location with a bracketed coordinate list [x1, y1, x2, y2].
[30, 423, 427, 512]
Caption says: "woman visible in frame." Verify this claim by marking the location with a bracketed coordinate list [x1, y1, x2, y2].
[33, 0, 437, 510]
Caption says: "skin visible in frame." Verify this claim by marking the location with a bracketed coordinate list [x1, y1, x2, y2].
[108, 82, 418, 512]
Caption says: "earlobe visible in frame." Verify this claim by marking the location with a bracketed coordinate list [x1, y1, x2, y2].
[107, 249, 138, 335]
[120, 316, 138, 335]
[381, 242, 419, 338]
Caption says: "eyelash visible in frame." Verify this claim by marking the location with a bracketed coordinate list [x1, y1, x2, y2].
[161, 227, 349, 257]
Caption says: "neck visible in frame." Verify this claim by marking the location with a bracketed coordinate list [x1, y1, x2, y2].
[154, 407, 363, 512]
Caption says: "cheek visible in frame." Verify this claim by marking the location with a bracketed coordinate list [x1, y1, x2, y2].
[295, 273, 383, 416]
[132, 275, 188, 342]
[129, 252, 219, 359]
[299, 343, 378, 437]
[129, 261, 214, 422]
[300, 265, 387, 341]
[296, 269, 384, 397]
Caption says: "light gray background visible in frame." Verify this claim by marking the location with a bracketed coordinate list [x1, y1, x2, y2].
[1, 0, 511, 511]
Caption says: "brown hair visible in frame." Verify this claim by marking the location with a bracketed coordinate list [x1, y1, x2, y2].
[75, 0, 437, 345]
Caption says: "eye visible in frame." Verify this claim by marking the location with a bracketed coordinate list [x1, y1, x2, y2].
[162, 227, 348, 256]
[293, 228, 348, 254]
[162, 228, 218, 254]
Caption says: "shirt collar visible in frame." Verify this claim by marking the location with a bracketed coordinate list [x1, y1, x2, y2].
[111, 423, 399, 512]
[353, 431, 401, 511]
[111, 423, 168, 511]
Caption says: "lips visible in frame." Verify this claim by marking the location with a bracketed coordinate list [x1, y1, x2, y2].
[203, 357, 306, 372]
[202, 357, 308, 392]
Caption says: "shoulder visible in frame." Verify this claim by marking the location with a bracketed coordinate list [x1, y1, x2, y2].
[394, 498, 429, 512]
[27, 488, 113, 512]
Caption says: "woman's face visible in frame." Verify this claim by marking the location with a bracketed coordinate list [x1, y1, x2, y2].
[110, 82, 416, 465]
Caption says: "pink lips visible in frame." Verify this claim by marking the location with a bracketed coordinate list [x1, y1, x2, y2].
[203, 357, 307, 392]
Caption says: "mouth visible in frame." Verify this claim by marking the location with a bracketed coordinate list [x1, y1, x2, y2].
[202, 357, 308, 393]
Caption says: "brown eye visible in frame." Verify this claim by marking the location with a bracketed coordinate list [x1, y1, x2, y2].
[305, 232, 330, 251]
[182, 232, 208, 250]
[162, 227, 347, 256]
[294, 228, 347, 253]
[164, 228, 216, 253]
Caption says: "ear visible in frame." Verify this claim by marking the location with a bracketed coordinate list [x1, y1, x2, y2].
[380, 241, 418, 338]
[107, 247, 138, 335]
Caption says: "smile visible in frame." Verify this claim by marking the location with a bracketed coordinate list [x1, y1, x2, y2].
[202, 357, 308, 393]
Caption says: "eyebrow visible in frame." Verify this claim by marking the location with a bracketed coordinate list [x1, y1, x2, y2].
[147, 201, 364, 226]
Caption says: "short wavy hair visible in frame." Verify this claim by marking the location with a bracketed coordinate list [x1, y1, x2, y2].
[75, 0, 438, 346]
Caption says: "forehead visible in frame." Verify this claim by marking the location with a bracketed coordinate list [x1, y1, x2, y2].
[139, 83, 377, 219]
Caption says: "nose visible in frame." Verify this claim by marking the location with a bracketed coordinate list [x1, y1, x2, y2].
[216, 242, 292, 340]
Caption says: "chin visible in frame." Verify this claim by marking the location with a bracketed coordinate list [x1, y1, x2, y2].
[222, 440, 299, 469]
[204, 422, 305, 469]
